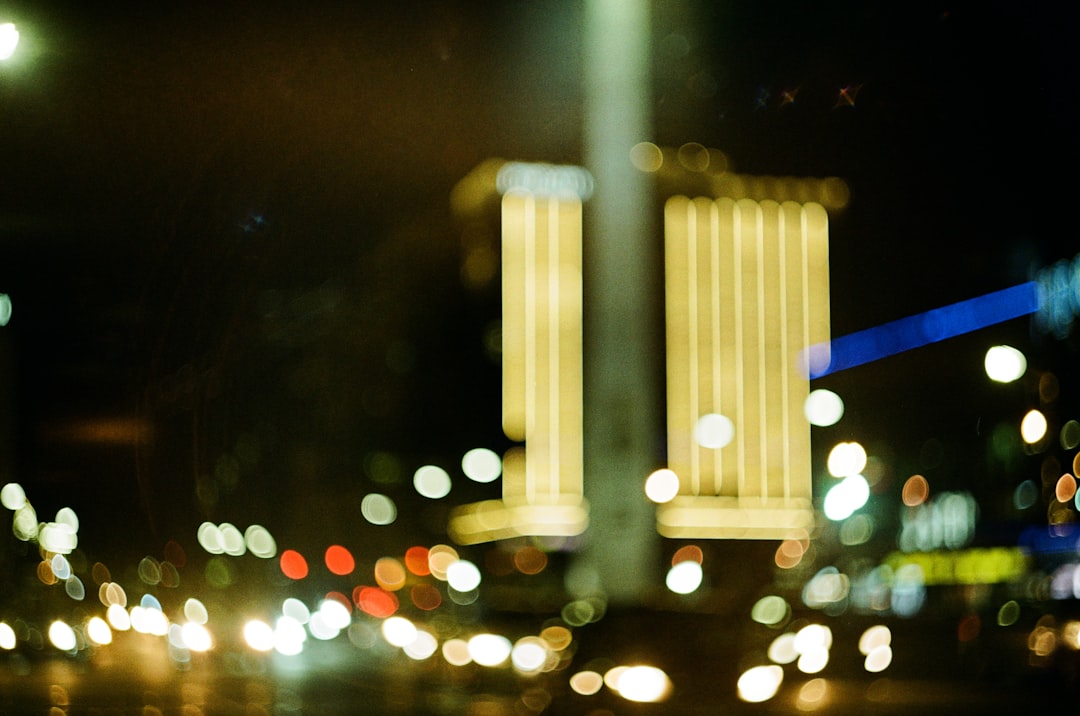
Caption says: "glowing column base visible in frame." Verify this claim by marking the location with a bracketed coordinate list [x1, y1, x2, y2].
[448, 499, 589, 545]
[656, 496, 814, 540]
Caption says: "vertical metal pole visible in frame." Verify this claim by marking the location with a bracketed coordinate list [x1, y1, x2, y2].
[579, 0, 659, 604]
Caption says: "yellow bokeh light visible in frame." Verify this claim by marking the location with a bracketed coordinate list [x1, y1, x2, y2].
[0, 622, 16, 650]
[613, 665, 672, 703]
[569, 670, 604, 696]
[86, 617, 112, 645]
[381, 617, 418, 648]
[827, 441, 866, 478]
[442, 638, 473, 666]
[796, 678, 829, 711]
[858, 625, 892, 655]
[737, 664, 784, 703]
[48, 621, 77, 652]
[863, 644, 892, 673]
[1021, 409, 1048, 444]
[629, 141, 663, 172]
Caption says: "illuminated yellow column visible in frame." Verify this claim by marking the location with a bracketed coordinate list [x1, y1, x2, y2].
[657, 196, 830, 539]
[449, 164, 590, 545]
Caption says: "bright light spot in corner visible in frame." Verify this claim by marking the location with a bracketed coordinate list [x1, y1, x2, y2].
[805, 389, 844, 427]
[694, 413, 734, 449]
[0, 622, 16, 650]
[0, 482, 26, 510]
[985, 345, 1027, 383]
[665, 560, 703, 595]
[0, 25, 18, 62]
[1021, 409, 1048, 444]
[645, 469, 680, 504]
[613, 665, 672, 703]
[737, 664, 783, 703]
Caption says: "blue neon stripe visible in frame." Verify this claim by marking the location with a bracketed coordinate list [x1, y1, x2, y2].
[808, 282, 1041, 378]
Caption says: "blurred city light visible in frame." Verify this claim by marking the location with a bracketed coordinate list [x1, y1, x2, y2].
[0, 293, 11, 325]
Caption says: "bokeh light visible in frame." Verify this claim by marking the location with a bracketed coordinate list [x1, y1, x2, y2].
[665, 560, 703, 594]
[48, 621, 77, 652]
[403, 629, 439, 660]
[752, 595, 790, 627]
[468, 633, 512, 666]
[823, 474, 870, 521]
[612, 665, 672, 703]
[984, 345, 1027, 383]
[644, 469, 680, 503]
[569, 670, 604, 696]
[86, 616, 112, 645]
[325, 545, 355, 576]
[280, 550, 309, 580]
[1021, 409, 1048, 445]
[1055, 474, 1077, 503]
[694, 413, 734, 449]
[243, 620, 274, 651]
[361, 493, 397, 525]
[737, 665, 783, 703]
[374, 557, 407, 591]
[902, 475, 930, 507]
[461, 448, 502, 483]
[804, 389, 844, 426]
[827, 441, 867, 478]
[413, 465, 452, 499]
[0, 622, 16, 650]
[446, 560, 482, 592]
[0, 482, 26, 510]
